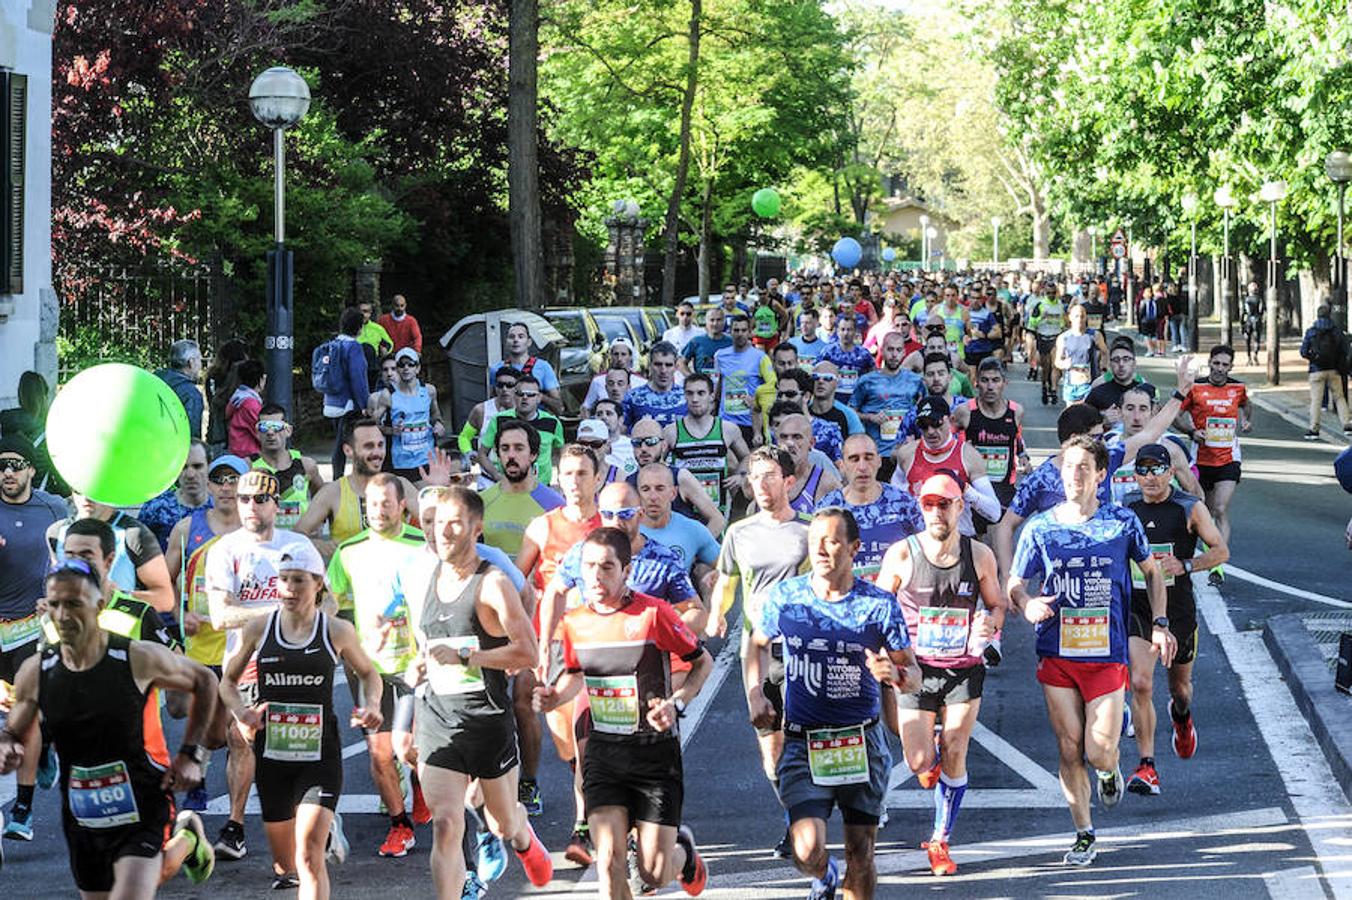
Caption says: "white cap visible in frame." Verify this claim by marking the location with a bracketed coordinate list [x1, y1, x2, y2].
[609, 336, 635, 352]
[395, 346, 420, 364]
[576, 419, 608, 442]
[276, 540, 326, 579]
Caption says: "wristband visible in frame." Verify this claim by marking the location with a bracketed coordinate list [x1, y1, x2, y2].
[1172, 389, 1186, 403]
[672, 698, 687, 718]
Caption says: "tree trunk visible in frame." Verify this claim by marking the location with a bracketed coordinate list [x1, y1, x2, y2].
[509, 0, 545, 309]
[1030, 187, 1050, 260]
[697, 178, 713, 303]
[731, 239, 747, 283]
[660, 0, 701, 309]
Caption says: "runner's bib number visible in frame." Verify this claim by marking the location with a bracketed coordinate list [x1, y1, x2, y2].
[1130, 543, 1176, 589]
[915, 606, 971, 659]
[0, 614, 41, 652]
[1058, 606, 1110, 658]
[264, 702, 324, 762]
[426, 637, 485, 695]
[806, 724, 869, 786]
[724, 391, 750, 415]
[1204, 416, 1236, 448]
[976, 445, 1010, 481]
[585, 675, 640, 735]
[68, 761, 141, 828]
[837, 369, 859, 395]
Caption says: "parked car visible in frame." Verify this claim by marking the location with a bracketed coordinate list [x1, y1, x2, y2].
[541, 307, 604, 417]
[604, 306, 667, 347]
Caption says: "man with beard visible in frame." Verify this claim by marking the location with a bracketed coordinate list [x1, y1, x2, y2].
[664, 374, 748, 522]
[480, 420, 564, 559]
[852, 332, 925, 480]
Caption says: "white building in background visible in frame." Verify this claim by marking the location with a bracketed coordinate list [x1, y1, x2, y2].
[0, 0, 54, 409]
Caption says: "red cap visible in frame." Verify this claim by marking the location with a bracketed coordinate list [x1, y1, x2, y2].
[919, 473, 962, 501]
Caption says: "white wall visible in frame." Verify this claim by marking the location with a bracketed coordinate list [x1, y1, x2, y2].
[0, 0, 54, 409]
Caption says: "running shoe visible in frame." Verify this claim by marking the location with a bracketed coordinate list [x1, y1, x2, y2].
[1172, 713, 1198, 759]
[378, 822, 416, 858]
[461, 871, 487, 899]
[627, 833, 646, 895]
[518, 778, 543, 817]
[327, 812, 350, 864]
[1126, 762, 1160, 796]
[983, 638, 1002, 668]
[514, 822, 554, 887]
[3, 807, 32, 841]
[924, 839, 957, 876]
[271, 873, 300, 890]
[676, 824, 707, 895]
[476, 829, 507, 882]
[411, 780, 432, 826]
[213, 820, 247, 860]
[174, 809, 216, 884]
[773, 827, 793, 860]
[1063, 831, 1097, 866]
[1207, 568, 1225, 587]
[36, 746, 58, 790]
[565, 825, 594, 867]
[1122, 704, 1134, 738]
[1097, 767, 1123, 808]
[182, 784, 209, 812]
[807, 856, 840, 900]
[1303, 429, 1321, 441]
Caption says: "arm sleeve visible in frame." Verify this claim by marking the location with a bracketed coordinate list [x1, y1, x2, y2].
[474, 544, 527, 592]
[126, 521, 164, 567]
[457, 419, 479, 455]
[964, 476, 1002, 522]
[480, 413, 500, 452]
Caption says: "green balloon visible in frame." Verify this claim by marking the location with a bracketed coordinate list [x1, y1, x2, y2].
[752, 187, 781, 218]
[47, 363, 191, 506]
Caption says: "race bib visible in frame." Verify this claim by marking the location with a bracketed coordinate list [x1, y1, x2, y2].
[806, 724, 870, 786]
[837, 369, 859, 395]
[915, 606, 971, 659]
[264, 702, 324, 762]
[976, 445, 1010, 480]
[1068, 365, 1092, 385]
[1130, 543, 1176, 590]
[692, 469, 724, 508]
[1088, 313, 1104, 332]
[68, 761, 141, 828]
[585, 674, 640, 735]
[1058, 606, 1111, 658]
[724, 391, 750, 415]
[1204, 416, 1236, 448]
[426, 637, 485, 695]
[401, 421, 433, 455]
[0, 614, 41, 652]
[880, 412, 904, 443]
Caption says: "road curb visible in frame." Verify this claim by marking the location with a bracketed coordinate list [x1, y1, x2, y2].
[1261, 614, 1352, 799]
[1246, 389, 1350, 448]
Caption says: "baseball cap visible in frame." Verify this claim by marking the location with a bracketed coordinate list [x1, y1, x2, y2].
[914, 394, 951, 422]
[576, 419, 608, 442]
[395, 347, 420, 364]
[209, 454, 251, 476]
[919, 473, 963, 501]
[0, 434, 36, 461]
[237, 470, 279, 496]
[1135, 443, 1171, 466]
[276, 540, 326, 578]
[609, 336, 635, 352]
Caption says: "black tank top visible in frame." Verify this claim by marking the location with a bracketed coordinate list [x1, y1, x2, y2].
[965, 400, 1021, 491]
[1128, 489, 1199, 608]
[418, 560, 511, 722]
[40, 633, 171, 830]
[255, 609, 340, 762]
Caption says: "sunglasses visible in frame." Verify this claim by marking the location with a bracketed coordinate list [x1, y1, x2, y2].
[51, 557, 97, 576]
[237, 493, 276, 505]
[917, 417, 945, 430]
[496, 382, 518, 392]
[256, 420, 287, 434]
[599, 506, 640, 521]
[209, 472, 240, 485]
[397, 360, 419, 368]
[516, 391, 540, 399]
[0, 458, 30, 473]
[812, 373, 838, 382]
[778, 391, 802, 400]
[579, 440, 607, 451]
[1134, 463, 1170, 477]
[921, 498, 953, 511]
[632, 436, 663, 448]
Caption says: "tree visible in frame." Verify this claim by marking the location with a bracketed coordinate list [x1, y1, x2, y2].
[510, 0, 547, 309]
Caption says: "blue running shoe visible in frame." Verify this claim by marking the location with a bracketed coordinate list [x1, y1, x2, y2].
[477, 829, 507, 882]
[3, 807, 33, 841]
[36, 747, 57, 791]
[182, 785, 208, 812]
[461, 871, 487, 899]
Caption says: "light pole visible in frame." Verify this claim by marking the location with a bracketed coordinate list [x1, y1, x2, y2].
[249, 66, 311, 417]
[1087, 225, 1098, 272]
[919, 214, 930, 271]
[1260, 179, 1287, 384]
[1214, 186, 1236, 347]
[991, 216, 1002, 267]
[1181, 193, 1199, 352]
[926, 226, 939, 272]
[1326, 151, 1352, 330]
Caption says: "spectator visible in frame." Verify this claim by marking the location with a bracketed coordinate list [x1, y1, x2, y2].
[356, 301, 394, 392]
[1298, 303, 1351, 439]
[0, 370, 68, 496]
[323, 307, 371, 477]
[204, 338, 249, 455]
[377, 293, 423, 354]
[1166, 281, 1189, 352]
[155, 339, 205, 438]
[225, 359, 266, 458]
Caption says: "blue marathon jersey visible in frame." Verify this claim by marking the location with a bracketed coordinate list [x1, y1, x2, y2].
[554, 537, 697, 609]
[814, 484, 924, 580]
[1010, 444, 1125, 518]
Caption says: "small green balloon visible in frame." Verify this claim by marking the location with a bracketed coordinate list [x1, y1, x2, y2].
[47, 363, 191, 506]
[752, 187, 781, 218]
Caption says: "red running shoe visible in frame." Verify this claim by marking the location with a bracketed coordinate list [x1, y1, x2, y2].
[377, 823, 415, 858]
[924, 840, 957, 876]
[1126, 762, 1161, 796]
[515, 824, 554, 887]
[1172, 714, 1197, 759]
[410, 782, 432, 827]
[677, 825, 707, 895]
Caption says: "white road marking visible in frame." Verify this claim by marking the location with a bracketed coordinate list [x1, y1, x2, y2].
[203, 788, 391, 815]
[680, 614, 742, 751]
[1223, 564, 1352, 609]
[885, 721, 1063, 809]
[1195, 575, 1352, 899]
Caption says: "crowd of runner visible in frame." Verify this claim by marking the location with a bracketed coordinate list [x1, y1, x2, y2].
[0, 267, 1253, 899]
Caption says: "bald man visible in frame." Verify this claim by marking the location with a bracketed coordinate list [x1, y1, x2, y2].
[627, 418, 727, 535]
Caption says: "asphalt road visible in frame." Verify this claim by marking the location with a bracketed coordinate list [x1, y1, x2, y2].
[4, 348, 1351, 899]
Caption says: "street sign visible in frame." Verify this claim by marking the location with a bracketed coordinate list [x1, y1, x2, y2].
[1111, 242, 1128, 260]
[1111, 228, 1126, 245]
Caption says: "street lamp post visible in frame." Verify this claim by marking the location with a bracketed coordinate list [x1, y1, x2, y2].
[919, 214, 930, 271]
[249, 66, 311, 417]
[1260, 180, 1287, 384]
[991, 216, 1002, 267]
[926, 226, 939, 272]
[1181, 193, 1199, 352]
[1087, 226, 1098, 272]
[1214, 186, 1236, 347]
[1326, 151, 1352, 331]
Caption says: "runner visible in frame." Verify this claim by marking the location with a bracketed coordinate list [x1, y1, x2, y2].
[714, 316, 775, 438]
[875, 474, 1004, 876]
[664, 374, 748, 523]
[1176, 345, 1251, 570]
[680, 307, 731, 377]
[775, 370, 844, 464]
[1085, 338, 1157, 426]
[0, 558, 219, 898]
[478, 376, 566, 487]
[808, 361, 866, 442]
[964, 290, 1002, 369]
[662, 302, 700, 355]
[489, 321, 564, 415]
[592, 399, 638, 478]
[964, 358, 1029, 531]
[1027, 285, 1066, 405]
[754, 344, 810, 446]
[252, 405, 325, 531]
[326, 474, 432, 857]
[1053, 305, 1108, 405]
[708, 447, 812, 858]
[221, 542, 384, 898]
[852, 332, 924, 478]
[767, 410, 842, 515]
[748, 508, 921, 900]
[400, 487, 554, 899]
[1123, 444, 1229, 795]
[479, 419, 565, 559]
[623, 342, 687, 429]
[1108, 387, 1203, 502]
[457, 367, 519, 461]
[789, 308, 829, 364]
[636, 464, 722, 601]
[893, 396, 1002, 536]
[816, 433, 923, 580]
[369, 348, 445, 482]
[1008, 435, 1176, 866]
[819, 315, 875, 406]
[138, 440, 212, 549]
[534, 528, 712, 898]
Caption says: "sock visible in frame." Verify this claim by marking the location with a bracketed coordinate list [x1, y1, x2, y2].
[1170, 699, 1191, 722]
[1140, 756, 1155, 768]
[932, 771, 968, 842]
[391, 812, 413, 830]
[512, 822, 536, 855]
[676, 827, 697, 882]
[13, 783, 34, 815]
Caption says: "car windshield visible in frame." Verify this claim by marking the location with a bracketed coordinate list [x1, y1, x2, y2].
[592, 314, 632, 343]
[547, 312, 587, 345]
[614, 310, 650, 341]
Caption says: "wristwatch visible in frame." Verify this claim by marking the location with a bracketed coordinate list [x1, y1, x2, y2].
[1172, 389, 1187, 403]
[178, 744, 209, 766]
[672, 698, 687, 718]
[1152, 616, 1170, 630]
[457, 645, 474, 665]
[1182, 559, 1194, 575]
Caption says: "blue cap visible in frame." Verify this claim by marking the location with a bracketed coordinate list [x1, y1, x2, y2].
[209, 454, 251, 475]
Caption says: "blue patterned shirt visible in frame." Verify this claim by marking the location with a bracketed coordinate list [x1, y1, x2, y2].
[623, 383, 688, 429]
[815, 484, 924, 579]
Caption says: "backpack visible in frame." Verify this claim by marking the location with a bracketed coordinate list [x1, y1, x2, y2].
[1311, 326, 1344, 370]
[310, 338, 344, 394]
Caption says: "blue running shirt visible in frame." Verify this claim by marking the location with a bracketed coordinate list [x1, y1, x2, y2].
[814, 484, 924, 579]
